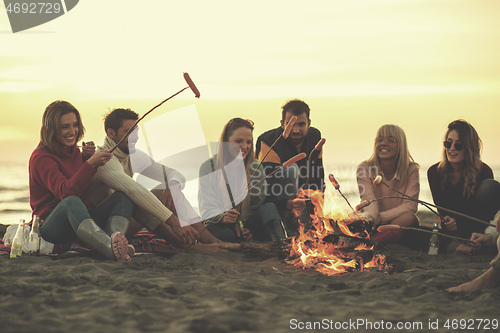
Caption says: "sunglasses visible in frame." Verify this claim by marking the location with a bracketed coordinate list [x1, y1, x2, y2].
[375, 136, 397, 144]
[227, 118, 254, 127]
[443, 141, 464, 151]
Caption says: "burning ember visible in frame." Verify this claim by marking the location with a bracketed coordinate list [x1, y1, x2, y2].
[286, 182, 389, 276]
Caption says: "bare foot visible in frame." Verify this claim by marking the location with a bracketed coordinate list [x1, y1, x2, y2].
[218, 241, 242, 252]
[197, 238, 241, 251]
[188, 243, 229, 253]
[447, 268, 500, 292]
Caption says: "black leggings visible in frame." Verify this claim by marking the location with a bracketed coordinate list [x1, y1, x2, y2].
[474, 178, 500, 223]
[448, 178, 500, 242]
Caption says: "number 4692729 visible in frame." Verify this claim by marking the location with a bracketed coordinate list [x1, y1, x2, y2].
[444, 319, 498, 330]
[5, 2, 62, 14]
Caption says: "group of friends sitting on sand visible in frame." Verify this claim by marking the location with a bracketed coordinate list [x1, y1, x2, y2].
[28, 99, 499, 291]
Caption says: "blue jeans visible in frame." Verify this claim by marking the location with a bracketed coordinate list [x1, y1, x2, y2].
[40, 192, 134, 244]
[272, 163, 300, 235]
[207, 222, 238, 243]
[246, 202, 282, 241]
[207, 202, 282, 243]
[267, 163, 299, 201]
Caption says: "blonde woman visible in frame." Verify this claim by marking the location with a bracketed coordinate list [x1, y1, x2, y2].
[198, 118, 284, 243]
[428, 120, 500, 254]
[356, 124, 420, 243]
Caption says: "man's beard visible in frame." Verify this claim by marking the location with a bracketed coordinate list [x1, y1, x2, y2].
[118, 142, 136, 155]
[287, 134, 306, 146]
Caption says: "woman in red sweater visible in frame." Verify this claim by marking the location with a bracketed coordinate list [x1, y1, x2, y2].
[29, 100, 135, 261]
[428, 119, 500, 254]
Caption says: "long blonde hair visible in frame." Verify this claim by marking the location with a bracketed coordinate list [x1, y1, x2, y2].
[437, 119, 482, 198]
[216, 118, 255, 216]
[365, 124, 415, 187]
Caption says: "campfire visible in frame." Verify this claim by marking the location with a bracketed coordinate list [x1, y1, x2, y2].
[285, 182, 390, 276]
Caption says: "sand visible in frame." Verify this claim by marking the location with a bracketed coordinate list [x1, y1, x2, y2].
[1, 212, 499, 333]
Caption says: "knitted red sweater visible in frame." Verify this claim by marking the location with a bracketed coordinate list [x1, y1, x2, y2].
[29, 146, 97, 221]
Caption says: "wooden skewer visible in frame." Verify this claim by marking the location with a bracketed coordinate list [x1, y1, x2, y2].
[328, 174, 355, 212]
[110, 72, 200, 153]
[372, 175, 442, 220]
[185, 216, 217, 250]
[365, 196, 491, 227]
[304, 138, 325, 188]
[189, 153, 307, 248]
[248, 116, 297, 185]
[377, 224, 473, 244]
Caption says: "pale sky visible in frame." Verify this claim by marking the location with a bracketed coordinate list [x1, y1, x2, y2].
[1, 0, 499, 169]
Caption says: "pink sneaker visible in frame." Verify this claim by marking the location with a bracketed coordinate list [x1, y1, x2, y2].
[127, 244, 135, 257]
[110, 232, 131, 261]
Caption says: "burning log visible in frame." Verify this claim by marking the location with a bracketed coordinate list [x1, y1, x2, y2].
[241, 239, 292, 259]
[321, 234, 373, 249]
[285, 247, 388, 274]
[241, 235, 376, 260]
[243, 186, 392, 276]
[288, 187, 390, 276]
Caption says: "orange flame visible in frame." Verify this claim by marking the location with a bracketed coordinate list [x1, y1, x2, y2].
[287, 183, 387, 276]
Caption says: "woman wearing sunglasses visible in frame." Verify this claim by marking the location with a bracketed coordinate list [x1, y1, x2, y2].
[428, 119, 500, 254]
[198, 118, 285, 243]
[357, 124, 420, 243]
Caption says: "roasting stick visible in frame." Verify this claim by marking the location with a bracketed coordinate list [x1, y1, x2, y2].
[372, 175, 442, 220]
[246, 153, 307, 193]
[220, 166, 245, 241]
[243, 118, 299, 239]
[377, 224, 473, 244]
[304, 138, 326, 188]
[110, 72, 201, 247]
[187, 153, 307, 249]
[356, 196, 492, 227]
[198, 142, 242, 246]
[328, 174, 355, 213]
[244, 153, 306, 240]
[109, 72, 200, 153]
[248, 116, 297, 186]
[223, 119, 298, 238]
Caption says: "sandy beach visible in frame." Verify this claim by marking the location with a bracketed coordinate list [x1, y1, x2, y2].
[1, 212, 499, 333]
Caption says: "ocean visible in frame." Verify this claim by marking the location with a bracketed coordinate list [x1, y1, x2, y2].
[0, 163, 31, 225]
[1, 163, 499, 225]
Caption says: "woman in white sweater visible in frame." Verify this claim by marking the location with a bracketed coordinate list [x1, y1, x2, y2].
[198, 118, 285, 243]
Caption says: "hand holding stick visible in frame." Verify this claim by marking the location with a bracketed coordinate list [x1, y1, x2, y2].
[185, 215, 217, 250]
[304, 138, 326, 188]
[249, 116, 297, 185]
[247, 153, 307, 193]
[190, 153, 307, 248]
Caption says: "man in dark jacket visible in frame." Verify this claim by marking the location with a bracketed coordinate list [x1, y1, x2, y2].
[255, 99, 324, 234]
